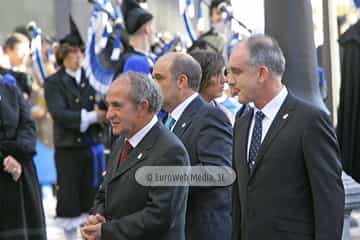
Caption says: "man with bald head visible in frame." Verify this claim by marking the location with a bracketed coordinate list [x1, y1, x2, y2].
[153, 52, 233, 240]
[230, 34, 344, 240]
[81, 71, 189, 240]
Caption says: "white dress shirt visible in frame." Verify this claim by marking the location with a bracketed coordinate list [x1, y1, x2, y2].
[247, 86, 288, 158]
[65, 68, 82, 85]
[127, 115, 158, 148]
[168, 93, 198, 131]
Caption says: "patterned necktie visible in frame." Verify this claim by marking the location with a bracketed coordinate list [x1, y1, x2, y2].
[248, 111, 265, 169]
[164, 114, 176, 130]
[118, 140, 133, 166]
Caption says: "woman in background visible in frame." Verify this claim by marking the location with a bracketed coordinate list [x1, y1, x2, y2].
[190, 50, 235, 125]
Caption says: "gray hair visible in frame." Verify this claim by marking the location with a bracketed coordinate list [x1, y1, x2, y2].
[243, 34, 286, 76]
[169, 54, 202, 92]
[123, 71, 163, 113]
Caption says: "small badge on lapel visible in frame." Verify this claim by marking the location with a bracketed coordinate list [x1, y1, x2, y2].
[282, 113, 289, 120]
[181, 123, 186, 128]
[102, 171, 107, 176]
[137, 153, 143, 159]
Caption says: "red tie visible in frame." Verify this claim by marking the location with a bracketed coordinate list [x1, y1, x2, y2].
[118, 140, 133, 166]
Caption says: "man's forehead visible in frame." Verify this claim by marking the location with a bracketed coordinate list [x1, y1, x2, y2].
[230, 45, 248, 62]
[154, 58, 171, 73]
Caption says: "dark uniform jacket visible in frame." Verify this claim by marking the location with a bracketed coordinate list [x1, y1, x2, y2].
[44, 67, 105, 148]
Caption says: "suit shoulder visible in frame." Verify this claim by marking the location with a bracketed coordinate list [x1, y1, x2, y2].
[292, 96, 329, 120]
[157, 124, 187, 151]
[154, 124, 189, 164]
[45, 69, 63, 84]
[202, 103, 232, 127]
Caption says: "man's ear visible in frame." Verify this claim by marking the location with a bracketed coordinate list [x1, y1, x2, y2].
[137, 99, 150, 115]
[177, 74, 189, 89]
[258, 65, 270, 83]
[143, 22, 151, 35]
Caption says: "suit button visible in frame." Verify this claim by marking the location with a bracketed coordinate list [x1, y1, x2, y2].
[77, 138, 82, 143]
[81, 83, 85, 88]
[75, 98, 80, 103]
[89, 95, 94, 100]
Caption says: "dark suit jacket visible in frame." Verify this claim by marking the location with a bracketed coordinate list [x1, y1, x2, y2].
[44, 67, 105, 148]
[172, 96, 233, 240]
[232, 93, 344, 240]
[91, 122, 189, 240]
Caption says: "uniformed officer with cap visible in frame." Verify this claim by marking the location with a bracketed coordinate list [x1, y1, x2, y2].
[44, 16, 107, 240]
[113, 0, 155, 77]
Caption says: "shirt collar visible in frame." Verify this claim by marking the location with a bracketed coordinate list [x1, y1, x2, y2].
[255, 86, 288, 121]
[170, 93, 198, 121]
[127, 115, 158, 148]
[65, 68, 82, 85]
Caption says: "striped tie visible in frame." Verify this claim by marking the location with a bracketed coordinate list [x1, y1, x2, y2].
[248, 111, 265, 170]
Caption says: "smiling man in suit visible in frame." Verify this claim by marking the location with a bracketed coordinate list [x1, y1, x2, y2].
[230, 34, 344, 240]
[81, 71, 189, 240]
[153, 52, 233, 240]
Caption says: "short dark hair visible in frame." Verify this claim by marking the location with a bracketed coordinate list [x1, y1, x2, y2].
[54, 43, 83, 66]
[3, 33, 29, 52]
[243, 34, 286, 76]
[209, 0, 231, 16]
[190, 50, 225, 94]
[169, 54, 202, 92]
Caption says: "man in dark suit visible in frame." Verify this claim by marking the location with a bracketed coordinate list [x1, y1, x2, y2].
[153, 52, 233, 240]
[230, 34, 344, 240]
[81, 71, 189, 240]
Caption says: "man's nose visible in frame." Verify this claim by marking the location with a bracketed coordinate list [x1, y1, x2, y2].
[106, 109, 113, 120]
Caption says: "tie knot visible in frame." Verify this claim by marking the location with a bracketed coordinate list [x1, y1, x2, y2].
[119, 139, 133, 166]
[123, 140, 133, 153]
[255, 111, 265, 122]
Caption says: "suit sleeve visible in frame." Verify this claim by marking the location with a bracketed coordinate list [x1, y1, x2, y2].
[232, 118, 241, 240]
[44, 77, 81, 130]
[101, 145, 189, 239]
[232, 165, 242, 240]
[303, 110, 345, 240]
[196, 108, 233, 167]
[90, 180, 106, 216]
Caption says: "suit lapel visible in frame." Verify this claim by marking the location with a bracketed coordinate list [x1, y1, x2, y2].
[107, 137, 124, 179]
[248, 94, 297, 181]
[173, 96, 203, 137]
[108, 122, 161, 183]
[235, 108, 253, 182]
